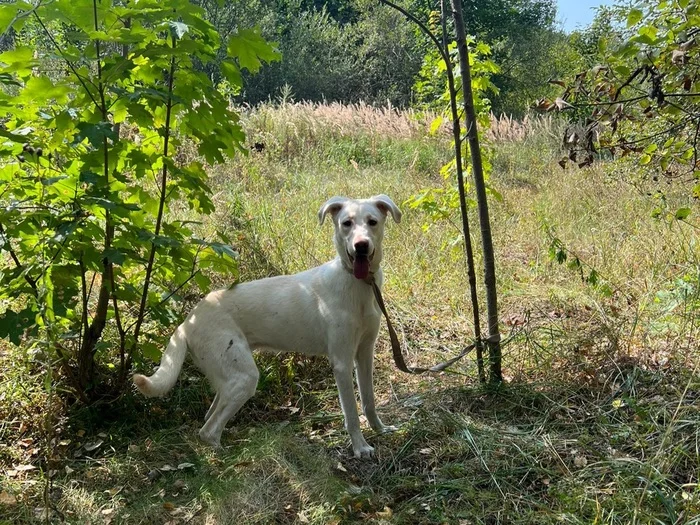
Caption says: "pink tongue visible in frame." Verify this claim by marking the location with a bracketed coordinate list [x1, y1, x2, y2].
[353, 256, 370, 280]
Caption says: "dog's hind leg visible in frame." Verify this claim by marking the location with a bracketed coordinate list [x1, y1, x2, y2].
[194, 332, 259, 449]
[204, 393, 219, 422]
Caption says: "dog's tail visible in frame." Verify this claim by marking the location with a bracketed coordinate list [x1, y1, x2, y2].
[133, 324, 188, 398]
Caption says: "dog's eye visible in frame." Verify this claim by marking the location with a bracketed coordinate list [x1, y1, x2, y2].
[342, 219, 352, 227]
[368, 219, 378, 226]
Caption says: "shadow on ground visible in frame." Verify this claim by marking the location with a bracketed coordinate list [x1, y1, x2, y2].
[3, 360, 698, 524]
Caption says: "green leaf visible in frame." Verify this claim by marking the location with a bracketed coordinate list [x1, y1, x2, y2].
[0, 127, 32, 144]
[227, 27, 281, 73]
[627, 8, 643, 27]
[636, 25, 658, 44]
[21, 76, 71, 104]
[75, 122, 118, 148]
[0, 306, 36, 345]
[220, 60, 242, 87]
[103, 248, 126, 265]
[486, 185, 503, 202]
[692, 183, 700, 199]
[0, 3, 25, 34]
[429, 116, 443, 135]
[587, 269, 600, 287]
[0, 46, 37, 74]
[567, 257, 581, 270]
[141, 341, 162, 362]
[674, 207, 691, 220]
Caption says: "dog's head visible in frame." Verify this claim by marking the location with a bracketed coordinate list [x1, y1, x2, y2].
[318, 195, 402, 280]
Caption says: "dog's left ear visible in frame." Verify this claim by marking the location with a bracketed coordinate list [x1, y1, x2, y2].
[371, 194, 402, 224]
[318, 196, 348, 225]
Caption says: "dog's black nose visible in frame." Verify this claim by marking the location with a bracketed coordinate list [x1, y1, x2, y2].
[354, 241, 370, 256]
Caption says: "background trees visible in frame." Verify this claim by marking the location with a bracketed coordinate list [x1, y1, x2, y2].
[188, 0, 580, 114]
[551, 0, 699, 208]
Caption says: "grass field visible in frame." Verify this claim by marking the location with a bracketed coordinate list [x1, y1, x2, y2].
[1, 102, 699, 524]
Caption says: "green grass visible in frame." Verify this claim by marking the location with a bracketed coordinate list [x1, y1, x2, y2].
[1, 102, 699, 524]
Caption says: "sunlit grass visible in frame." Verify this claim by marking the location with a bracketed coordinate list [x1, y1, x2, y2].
[1, 102, 698, 524]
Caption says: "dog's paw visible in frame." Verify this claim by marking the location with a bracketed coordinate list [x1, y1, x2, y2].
[369, 421, 399, 434]
[198, 429, 222, 450]
[353, 443, 375, 459]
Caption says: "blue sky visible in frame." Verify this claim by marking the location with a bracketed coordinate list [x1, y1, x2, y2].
[556, 0, 615, 32]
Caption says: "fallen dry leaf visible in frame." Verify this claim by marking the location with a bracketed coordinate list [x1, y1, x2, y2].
[574, 455, 588, 468]
[104, 487, 121, 497]
[83, 440, 103, 452]
[0, 491, 17, 506]
[173, 479, 186, 491]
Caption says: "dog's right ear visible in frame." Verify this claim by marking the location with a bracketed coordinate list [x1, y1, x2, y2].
[318, 196, 348, 225]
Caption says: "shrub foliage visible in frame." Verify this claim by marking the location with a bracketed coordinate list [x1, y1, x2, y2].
[0, 0, 278, 401]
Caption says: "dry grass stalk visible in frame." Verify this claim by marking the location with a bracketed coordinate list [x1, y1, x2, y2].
[242, 100, 437, 140]
[485, 112, 563, 143]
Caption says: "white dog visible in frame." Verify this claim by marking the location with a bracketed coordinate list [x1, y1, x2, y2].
[133, 195, 402, 458]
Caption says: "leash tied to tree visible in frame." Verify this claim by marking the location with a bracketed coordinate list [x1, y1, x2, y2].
[369, 278, 475, 374]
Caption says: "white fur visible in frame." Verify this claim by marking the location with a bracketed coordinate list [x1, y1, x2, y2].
[133, 195, 402, 458]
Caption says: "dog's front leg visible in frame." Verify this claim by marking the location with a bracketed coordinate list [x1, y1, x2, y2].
[356, 337, 397, 434]
[331, 358, 374, 458]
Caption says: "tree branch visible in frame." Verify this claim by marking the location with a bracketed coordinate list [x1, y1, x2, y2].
[0, 221, 38, 294]
[133, 35, 178, 345]
[32, 12, 100, 111]
[378, 0, 450, 66]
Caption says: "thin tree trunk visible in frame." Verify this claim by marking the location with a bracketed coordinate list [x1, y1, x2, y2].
[79, 0, 113, 392]
[440, 0, 485, 382]
[379, 0, 485, 382]
[450, 0, 503, 383]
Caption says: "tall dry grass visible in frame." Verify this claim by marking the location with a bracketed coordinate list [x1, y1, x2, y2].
[245, 100, 434, 138]
[239, 101, 444, 163]
[204, 101, 699, 383]
[485, 112, 564, 143]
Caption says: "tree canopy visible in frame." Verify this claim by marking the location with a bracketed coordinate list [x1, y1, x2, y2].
[188, 0, 575, 114]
